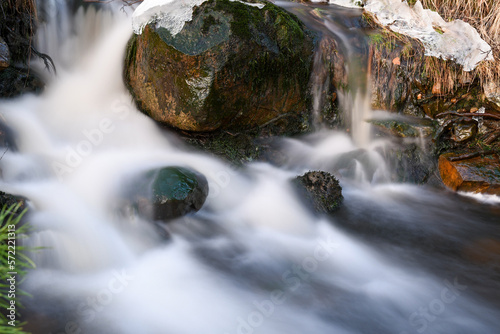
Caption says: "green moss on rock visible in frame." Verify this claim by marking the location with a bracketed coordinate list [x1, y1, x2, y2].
[124, 0, 316, 134]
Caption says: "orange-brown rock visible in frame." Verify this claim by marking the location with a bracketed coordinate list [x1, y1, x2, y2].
[438, 152, 500, 195]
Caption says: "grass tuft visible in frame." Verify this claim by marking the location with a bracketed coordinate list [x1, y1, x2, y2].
[0, 203, 34, 334]
[419, 0, 500, 91]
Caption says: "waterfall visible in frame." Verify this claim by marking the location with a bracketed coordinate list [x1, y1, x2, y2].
[0, 2, 499, 334]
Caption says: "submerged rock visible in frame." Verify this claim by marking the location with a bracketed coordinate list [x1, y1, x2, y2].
[293, 171, 343, 213]
[125, 166, 209, 222]
[439, 152, 500, 195]
[124, 0, 314, 133]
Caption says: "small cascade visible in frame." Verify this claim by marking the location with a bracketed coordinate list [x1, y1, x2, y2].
[35, 0, 71, 65]
[310, 50, 330, 129]
[280, 2, 387, 185]
[323, 15, 372, 148]
[286, 3, 373, 147]
[35, 0, 128, 71]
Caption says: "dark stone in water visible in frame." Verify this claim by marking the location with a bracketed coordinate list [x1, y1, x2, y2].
[126, 166, 209, 222]
[0, 66, 44, 98]
[0, 120, 17, 151]
[293, 171, 343, 213]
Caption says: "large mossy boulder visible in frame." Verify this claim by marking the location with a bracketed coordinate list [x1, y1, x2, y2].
[125, 166, 209, 222]
[124, 0, 315, 133]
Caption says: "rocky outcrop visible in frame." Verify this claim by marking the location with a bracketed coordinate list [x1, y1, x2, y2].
[293, 171, 343, 213]
[124, 0, 315, 134]
[361, 12, 490, 120]
[439, 152, 500, 195]
[124, 166, 209, 222]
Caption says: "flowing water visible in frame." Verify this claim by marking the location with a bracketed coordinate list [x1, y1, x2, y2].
[2, 1, 500, 334]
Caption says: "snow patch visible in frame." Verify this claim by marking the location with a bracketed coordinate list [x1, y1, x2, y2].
[132, 0, 265, 36]
[132, 0, 208, 36]
[329, 0, 494, 71]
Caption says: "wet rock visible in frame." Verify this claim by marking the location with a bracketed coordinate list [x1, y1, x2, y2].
[0, 191, 28, 210]
[0, 37, 10, 70]
[365, 18, 486, 119]
[0, 191, 29, 222]
[484, 81, 500, 112]
[368, 116, 435, 138]
[438, 152, 500, 195]
[383, 142, 437, 184]
[0, 120, 17, 151]
[0, 66, 44, 98]
[293, 171, 343, 213]
[451, 120, 477, 143]
[124, 0, 314, 133]
[125, 166, 209, 222]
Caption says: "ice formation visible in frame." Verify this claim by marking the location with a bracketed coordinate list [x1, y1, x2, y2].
[132, 0, 265, 36]
[132, 0, 208, 36]
[315, 0, 363, 8]
[329, 0, 494, 71]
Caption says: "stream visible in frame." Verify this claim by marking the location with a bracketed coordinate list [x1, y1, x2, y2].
[1, 1, 500, 333]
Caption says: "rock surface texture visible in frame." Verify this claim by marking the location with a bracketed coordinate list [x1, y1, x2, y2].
[439, 153, 500, 195]
[126, 166, 209, 222]
[124, 0, 315, 133]
[293, 171, 343, 213]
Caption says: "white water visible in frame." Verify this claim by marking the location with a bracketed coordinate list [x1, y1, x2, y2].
[1, 2, 500, 334]
[283, 2, 373, 147]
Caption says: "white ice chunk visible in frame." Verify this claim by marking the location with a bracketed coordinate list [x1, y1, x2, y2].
[132, 0, 208, 36]
[327, 0, 363, 8]
[229, 0, 265, 9]
[332, 0, 494, 71]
